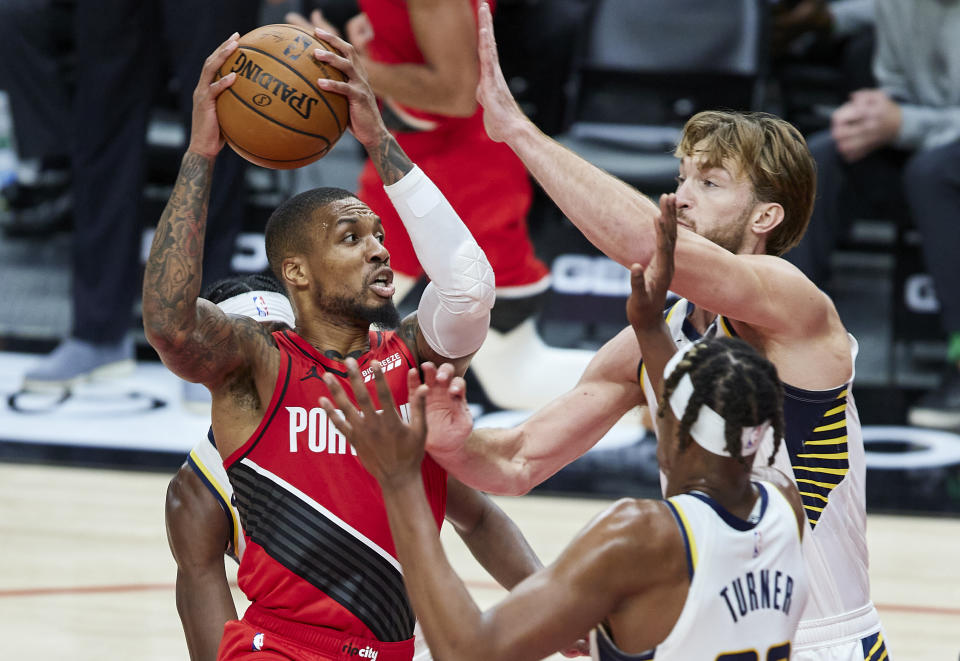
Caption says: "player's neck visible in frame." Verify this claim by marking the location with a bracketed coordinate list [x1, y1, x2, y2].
[294, 317, 371, 359]
[669, 449, 758, 518]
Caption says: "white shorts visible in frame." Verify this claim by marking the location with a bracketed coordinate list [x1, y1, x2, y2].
[794, 602, 889, 661]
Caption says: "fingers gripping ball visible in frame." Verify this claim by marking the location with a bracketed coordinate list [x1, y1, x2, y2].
[216, 24, 349, 169]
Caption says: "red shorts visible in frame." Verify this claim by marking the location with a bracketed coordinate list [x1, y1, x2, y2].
[358, 119, 549, 291]
[218, 606, 416, 661]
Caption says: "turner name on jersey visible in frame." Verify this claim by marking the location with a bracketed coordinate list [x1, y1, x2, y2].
[720, 568, 799, 624]
[286, 402, 412, 454]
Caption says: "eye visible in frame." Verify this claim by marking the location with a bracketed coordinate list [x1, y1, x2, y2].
[375, 231, 385, 243]
[675, 175, 686, 186]
[342, 233, 358, 243]
[702, 179, 717, 188]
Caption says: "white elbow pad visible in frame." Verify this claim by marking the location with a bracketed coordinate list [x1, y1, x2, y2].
[385, 166, 495, 358]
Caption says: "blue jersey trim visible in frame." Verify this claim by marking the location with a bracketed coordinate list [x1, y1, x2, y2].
[687, 482, 769, 532]
[664, 500, 695, 580]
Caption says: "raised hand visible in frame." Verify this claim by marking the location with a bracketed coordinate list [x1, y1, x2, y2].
[319, 358, 428, 488]
[411, 363, 474, 457]
[626, 193, 678, 334]
[310, 27, 387, 148]
[188, 33, 240, 159]
[475, 0, 528, 143]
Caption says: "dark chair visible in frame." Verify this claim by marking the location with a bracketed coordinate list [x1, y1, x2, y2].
[557, 0, 770, 196]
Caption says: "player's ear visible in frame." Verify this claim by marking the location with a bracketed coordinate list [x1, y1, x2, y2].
[751, 202, 784, 237]
[282, 256, 309, 288]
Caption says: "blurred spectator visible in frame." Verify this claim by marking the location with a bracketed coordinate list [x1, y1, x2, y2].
[772, 0, 876, 134]
[0, 0, 74, 236]
[784, 0, 960, 428]
[8, 0, 259, 393]
[288, 0, 598, 412]
[773, 0, 874, 58]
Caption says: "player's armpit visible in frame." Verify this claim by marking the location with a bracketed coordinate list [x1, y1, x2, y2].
[153, 300, 274, 390]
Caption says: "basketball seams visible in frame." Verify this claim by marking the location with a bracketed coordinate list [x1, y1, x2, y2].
[231, 44, 346, 135]
[215, 24, 349, 169]
[222, 85, 334, 142]
[221, 121, 331, 169]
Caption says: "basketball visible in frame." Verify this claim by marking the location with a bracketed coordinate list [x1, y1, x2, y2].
[216, 24, 349, 169]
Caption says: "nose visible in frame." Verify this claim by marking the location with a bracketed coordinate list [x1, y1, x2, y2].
[366, 235, 389, 263]
[674, 178, 693, 211]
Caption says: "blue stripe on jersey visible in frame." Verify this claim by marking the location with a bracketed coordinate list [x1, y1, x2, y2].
[186, 452, 239, 563]
[782, 382, 849, 528]
[207, 426, 217, 449]
[664, 500, 695, 580]
[687, 482, 769, 532]
[861, 631, 888, 661]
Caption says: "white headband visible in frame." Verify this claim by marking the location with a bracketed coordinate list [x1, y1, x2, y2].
[216, 291, 295, 328]
[662, 344, 771, 457]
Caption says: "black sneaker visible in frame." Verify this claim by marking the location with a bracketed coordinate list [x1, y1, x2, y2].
[907, 368, 960, 430]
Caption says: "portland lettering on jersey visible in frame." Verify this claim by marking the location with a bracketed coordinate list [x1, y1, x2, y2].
[286, 403, 412, 454]
[719, 569, 796, 623]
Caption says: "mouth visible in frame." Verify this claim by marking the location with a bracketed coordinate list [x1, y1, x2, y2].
[368, 267, 395, 299]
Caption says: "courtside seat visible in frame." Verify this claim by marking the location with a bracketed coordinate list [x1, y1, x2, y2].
[557, 0, 770, 196]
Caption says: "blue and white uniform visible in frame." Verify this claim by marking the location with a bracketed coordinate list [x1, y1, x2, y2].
[638, 297, 889, 661]
[591, 481, 807, 661]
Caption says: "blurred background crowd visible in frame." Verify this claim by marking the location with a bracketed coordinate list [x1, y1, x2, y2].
[0, 0, 958, 506]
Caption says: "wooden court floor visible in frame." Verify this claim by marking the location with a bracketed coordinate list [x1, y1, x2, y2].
[0, 462, 957, 660]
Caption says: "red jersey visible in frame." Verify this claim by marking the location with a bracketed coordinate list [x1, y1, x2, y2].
[223, 329, 448, 642]
[356, 0, 549, 289]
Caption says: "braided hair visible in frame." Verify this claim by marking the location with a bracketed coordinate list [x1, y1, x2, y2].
[659, 337, 784, 466]
[201, 273, 286, 305]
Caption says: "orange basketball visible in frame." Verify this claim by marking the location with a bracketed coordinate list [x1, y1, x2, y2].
[216, 24, 349, 169]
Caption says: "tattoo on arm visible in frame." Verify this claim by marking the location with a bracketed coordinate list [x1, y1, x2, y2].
[143, 152, 213, 341]
[370, 131, 414, 185]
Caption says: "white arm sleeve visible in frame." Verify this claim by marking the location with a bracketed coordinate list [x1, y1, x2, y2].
[384, 166, 495, 358]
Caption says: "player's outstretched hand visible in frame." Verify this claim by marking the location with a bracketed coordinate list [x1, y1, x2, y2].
[188, 33, 240, 159]
[311, 27, 386, 148]
[411, 363, 474, 458]
[475, 0, 528, 143]
[626, 193, 678, 334]
[320, 358, 428, 488]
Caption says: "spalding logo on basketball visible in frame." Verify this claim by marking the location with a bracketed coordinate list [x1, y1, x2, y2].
[216, 24, 350, 169]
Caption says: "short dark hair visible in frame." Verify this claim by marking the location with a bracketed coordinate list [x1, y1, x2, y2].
[201, 273, 286, 305]
[264, 187, 358, 280]
[659, 337, 784, 466]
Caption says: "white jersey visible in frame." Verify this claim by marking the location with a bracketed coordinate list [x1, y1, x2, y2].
[186, 429, 246, 563]
[591, 482, 807, 661]
[639, 298, 888, 657]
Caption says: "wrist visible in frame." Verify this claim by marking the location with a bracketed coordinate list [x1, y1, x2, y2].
[185, 146, 218, 163]
[380, 468, 424, 495]
[359, 125, 392, 152]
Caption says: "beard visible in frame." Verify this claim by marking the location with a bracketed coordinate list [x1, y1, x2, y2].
[320, 292, 401, 329]
[685, 204, 753, 254]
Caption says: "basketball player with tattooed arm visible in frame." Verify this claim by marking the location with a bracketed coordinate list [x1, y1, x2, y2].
[418, 3, 890, 659]
[144, 30, 544, 661]
[164, 278, 551, 661]
[318, 202, 809, 660]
